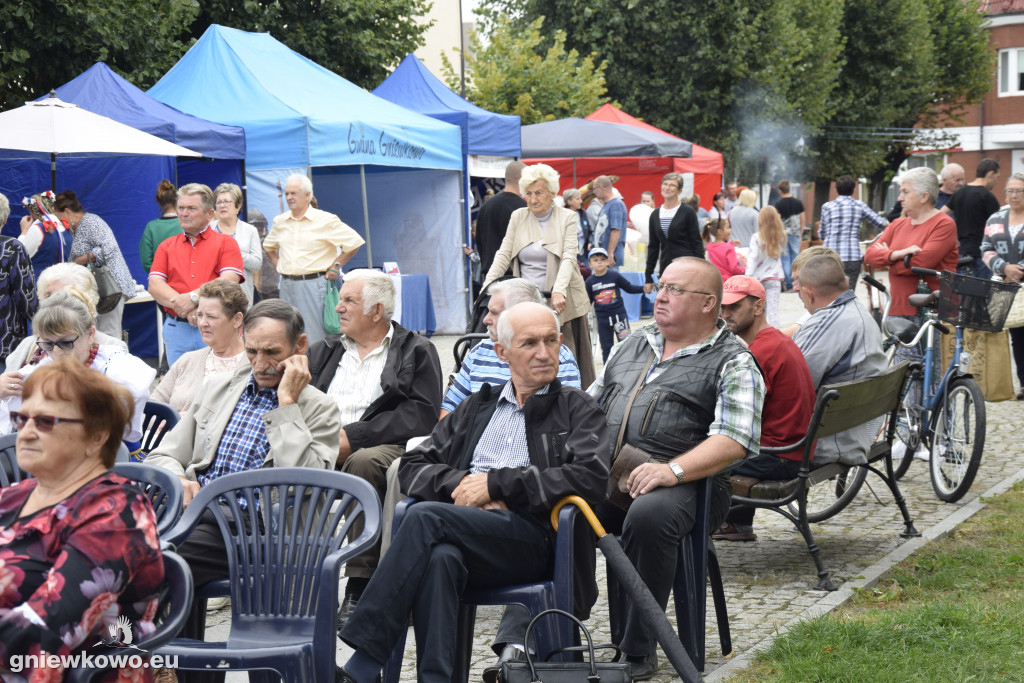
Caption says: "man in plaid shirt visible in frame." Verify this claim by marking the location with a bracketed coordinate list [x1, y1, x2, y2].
[819, 175, 888, 292]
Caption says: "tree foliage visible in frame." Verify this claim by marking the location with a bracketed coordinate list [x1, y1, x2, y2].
[441, 15, 609, 124]
[191, 0, 433, 89]
[0, 0, 198, 110]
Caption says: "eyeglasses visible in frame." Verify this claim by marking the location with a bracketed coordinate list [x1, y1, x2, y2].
[9, 411, 84, 432]
[215, 200, 236, 206]
[651, 283, 712, 298]
[1006, 189, 1024, 196]
[36, 336, 80, 352]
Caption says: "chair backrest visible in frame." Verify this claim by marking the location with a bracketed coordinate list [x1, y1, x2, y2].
[66, 549, 195, 683]
[141, 401, 179, 453]
[810, 362, 913, 441]
[110, 463, 184, 536]
[0, 433, 28, 487]
[164, 467, 381, 619]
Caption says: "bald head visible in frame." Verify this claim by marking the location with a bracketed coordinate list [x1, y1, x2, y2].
[671, 256, 724, 305]
[654, 257, 723, 344]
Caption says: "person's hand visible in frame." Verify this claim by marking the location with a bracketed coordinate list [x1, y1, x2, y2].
[0, 372, 24, 399]
[337, 428, 353, 463]
[480, 500, 508, 511]
[550, 291, 566, 314]
[276, 355, 311, 406]
[608, 255, 616, 267]
[1004, 263, 1024, 283]
[325, 269, 339, 281]
[874, 241, 889, 251]
[643, 283, 653, 295]
[452, 472, 491, 507]
[463, 246, 475, 257]
[170, 294, 196, 318]
[19, 215, 33, 235]
[891, 244, 922, 262]
[626, 461, 677, 497]
[179, 477, 201, 507]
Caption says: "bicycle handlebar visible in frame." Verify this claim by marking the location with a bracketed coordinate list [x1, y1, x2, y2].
[911, 266, 940, 278]
[862, 273, 887, 294]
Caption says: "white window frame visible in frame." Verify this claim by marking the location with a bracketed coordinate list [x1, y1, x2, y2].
[998, 47, 1024, 97]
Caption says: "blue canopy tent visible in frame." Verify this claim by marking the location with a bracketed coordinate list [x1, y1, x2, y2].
[0, 63, 247, 360]
[148, 26, 468, 333]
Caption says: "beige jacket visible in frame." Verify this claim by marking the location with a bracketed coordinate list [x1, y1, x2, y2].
[146, 364, 340, 480]
[483, 205, 591, 323]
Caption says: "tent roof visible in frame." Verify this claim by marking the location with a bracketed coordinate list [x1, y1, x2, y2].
[586, 104, 722, 173]
[147, 25, 462, 171]
[49, 63, 245, 159]
[373, 54, 520, 158]
[521, 117, 692, 159]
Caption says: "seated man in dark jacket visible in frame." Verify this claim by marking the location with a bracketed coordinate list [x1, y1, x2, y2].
[337, 302, 610, 683]
[308, 268, 442, 617]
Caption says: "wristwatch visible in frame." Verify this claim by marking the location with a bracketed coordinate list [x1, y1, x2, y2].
[189, 291, 200, 305]
[668, 461, 685, 485]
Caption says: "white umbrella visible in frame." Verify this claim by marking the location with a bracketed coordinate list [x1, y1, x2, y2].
[0, 94, 201, 189]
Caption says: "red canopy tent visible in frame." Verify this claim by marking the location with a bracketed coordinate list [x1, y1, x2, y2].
[523, 104, 724, 210]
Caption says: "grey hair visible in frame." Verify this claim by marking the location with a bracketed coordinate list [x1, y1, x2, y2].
[563, 188, 581, 202]
[37, 262, 99, 308]
[490, 278, 544, 308]
[1007, 172, 1024, 188]
[286, 173, 314, 197]
[33, 289, 95, 338]
[520, 164, 560, 194]
[344, 269, 396, 319]
[0, 192, 9, 225]
[178, 183, 215, 212]
[243, 299, 305, 347]
[496, 302, 560, 348]
[940, 163, 964, 182]
[901, 167, 940, 205]
[213, 183, 243, 208]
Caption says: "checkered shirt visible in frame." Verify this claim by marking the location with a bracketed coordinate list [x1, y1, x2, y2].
[819, 195, 887, 262]
[199, 374, 278, 508]
[469, 381, 550, 474]
[589, 320, 764, 456]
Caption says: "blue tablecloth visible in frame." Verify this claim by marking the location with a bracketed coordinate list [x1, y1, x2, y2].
[401, 273, 436, 337]
[620, 271, 654, 321]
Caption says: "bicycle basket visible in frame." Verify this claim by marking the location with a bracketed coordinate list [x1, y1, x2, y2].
[937, 271, 1020, 332]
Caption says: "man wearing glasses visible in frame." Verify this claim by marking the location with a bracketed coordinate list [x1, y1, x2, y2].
[589, 256, 764, 679]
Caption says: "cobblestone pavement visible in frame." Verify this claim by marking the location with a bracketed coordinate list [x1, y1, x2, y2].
[205, 276, 1024, 681]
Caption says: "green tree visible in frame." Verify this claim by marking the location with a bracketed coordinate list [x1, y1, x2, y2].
[0, 0, 198, 110]
[441, 15, 609, 124]
[191, 0, 433, 89]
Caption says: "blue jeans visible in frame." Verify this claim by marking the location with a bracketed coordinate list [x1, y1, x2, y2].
[958, 258, 992, 281]
[781, 235, 802, 288]
[162, 316, 204, 367]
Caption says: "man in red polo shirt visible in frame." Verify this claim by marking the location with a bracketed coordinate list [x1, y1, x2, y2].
[148, 183, 244, 366]
[716, 275, 815, 541]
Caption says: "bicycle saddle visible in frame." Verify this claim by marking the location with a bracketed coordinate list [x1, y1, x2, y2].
[884, 316, 920, 344]
[908, 291, 939, 308]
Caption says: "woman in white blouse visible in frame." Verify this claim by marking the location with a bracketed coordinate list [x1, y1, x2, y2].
[213, 183, 262, 306]
[151, 280, 249, 415]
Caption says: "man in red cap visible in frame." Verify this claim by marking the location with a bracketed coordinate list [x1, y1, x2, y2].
[715, 275, 816, 541]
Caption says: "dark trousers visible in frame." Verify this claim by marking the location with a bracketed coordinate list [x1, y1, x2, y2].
[725, 455, 803, 526]
[1010, 326, 1024, 387]
[842, 260, 862, 292]
[339, 501, 553, 683]
[595, 482, 730, 658]
[595, 309, 628, 362]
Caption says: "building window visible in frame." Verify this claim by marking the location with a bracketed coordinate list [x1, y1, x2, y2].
[998, 48, 1024, 96]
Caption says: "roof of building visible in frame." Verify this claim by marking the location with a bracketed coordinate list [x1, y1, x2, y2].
[979, 0, 1024, 15]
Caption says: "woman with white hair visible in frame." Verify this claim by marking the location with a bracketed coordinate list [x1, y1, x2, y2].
[213, 182, 262, 307]
[728, 188, 759, 247]
[864, 167, 958, 317]
[482, 164, 595, 386]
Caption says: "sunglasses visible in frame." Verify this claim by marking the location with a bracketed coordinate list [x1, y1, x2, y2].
[36, 336, 79, 353]
[10, 411, 85, 432]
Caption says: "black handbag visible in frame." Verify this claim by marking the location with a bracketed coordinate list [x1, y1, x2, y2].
[89, 258, 122, 314]
[500, 609, 631, 683]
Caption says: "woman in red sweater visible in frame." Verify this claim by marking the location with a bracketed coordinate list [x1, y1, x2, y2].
[863, 167, 958, 316]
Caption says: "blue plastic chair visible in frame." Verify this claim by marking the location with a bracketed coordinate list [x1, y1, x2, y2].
[382, 498, 581, 683]
[156, 468, 382, 682]
[0, 434, 27, 487]
[67, 548, 195, 683]
[141, 400, 180, 454]
[111, 463, 184, 536]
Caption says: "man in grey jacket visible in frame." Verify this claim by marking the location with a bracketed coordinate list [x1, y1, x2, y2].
[793, 254, 887, 465]
[147, 299, 340, 591]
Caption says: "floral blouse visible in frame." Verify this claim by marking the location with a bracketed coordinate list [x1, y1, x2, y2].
[0, 473, 163, 682]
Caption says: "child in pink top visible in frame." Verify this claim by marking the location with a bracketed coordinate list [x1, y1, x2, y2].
[705, 219, 746, 282]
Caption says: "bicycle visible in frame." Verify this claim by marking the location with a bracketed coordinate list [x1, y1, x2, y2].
[862, 267, 1018, 502]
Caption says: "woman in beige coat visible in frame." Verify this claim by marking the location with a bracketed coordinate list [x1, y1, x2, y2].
[483, 164, 595, 386]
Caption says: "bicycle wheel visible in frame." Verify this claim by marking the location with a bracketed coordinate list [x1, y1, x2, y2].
[891, 374, 924, 480]
[787, 465, 868, 523]
[930, 378, 985, 503]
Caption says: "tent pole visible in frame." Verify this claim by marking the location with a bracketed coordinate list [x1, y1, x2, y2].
[573, 158, 577, 188]
[50, 153, 57, 192]
[360, 165, 373, 267]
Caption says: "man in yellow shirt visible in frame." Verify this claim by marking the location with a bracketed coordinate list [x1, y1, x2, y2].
[264, 174, 365, 344]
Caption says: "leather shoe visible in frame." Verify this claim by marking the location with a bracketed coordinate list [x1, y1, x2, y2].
[712, 521, 757, 542]
[482, 645, 525, 683]
[625, 652, 659, 680]
[336, 665, 381, 683]
[337, 594, 359, 635]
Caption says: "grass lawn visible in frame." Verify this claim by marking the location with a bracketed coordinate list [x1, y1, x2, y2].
[726, 482, 1024, 682]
